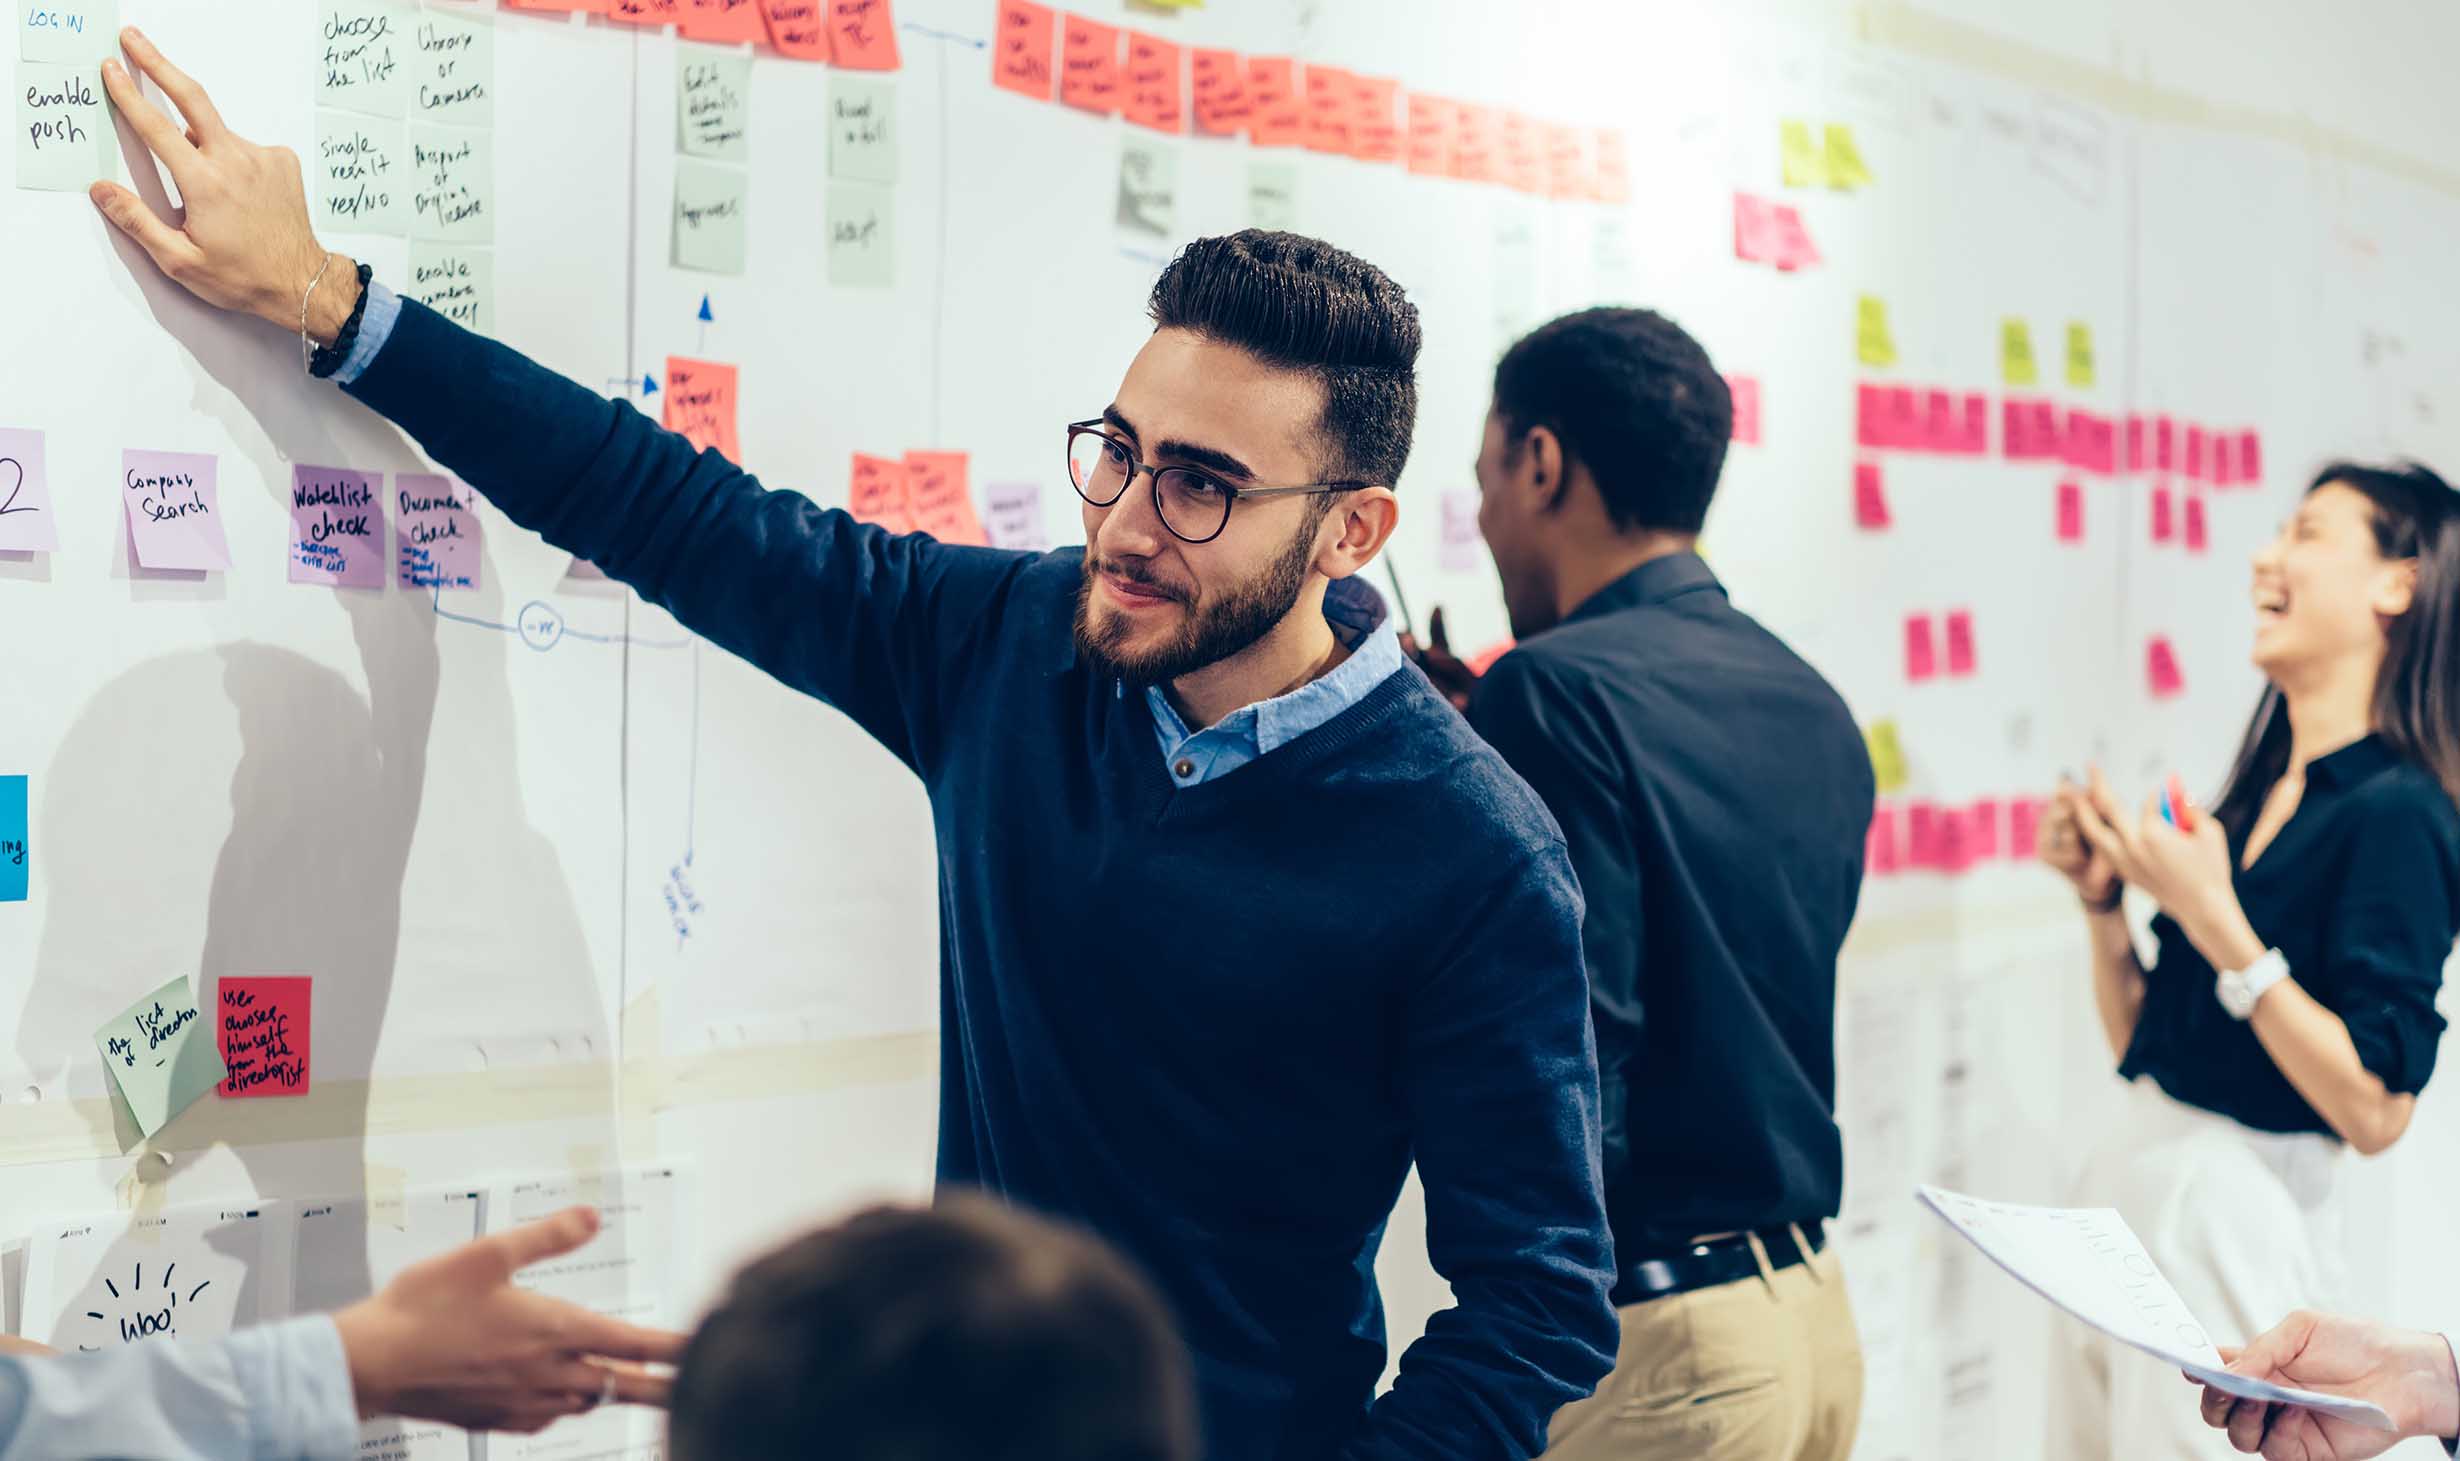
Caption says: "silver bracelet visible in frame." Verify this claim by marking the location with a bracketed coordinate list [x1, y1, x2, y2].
[299, 252, 336, 374]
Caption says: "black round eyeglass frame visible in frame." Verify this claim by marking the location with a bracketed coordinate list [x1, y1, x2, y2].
[1064, 420, 1373, 545]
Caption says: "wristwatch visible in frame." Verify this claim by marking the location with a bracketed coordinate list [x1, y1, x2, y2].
[2215, 949, 2290, 1020]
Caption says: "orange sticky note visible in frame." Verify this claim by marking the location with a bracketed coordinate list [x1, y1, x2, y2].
[1450, 103, 1497, 183]
[1121, 32, 1184, 134]
[990, 0, 1056, 100]
[1594, 128, 1631, 204]
[680, 0, 766, 43]
[828, 0, 899, 70]
[757, 0, 829, 55]
[1190, 48, 1249, 134]
[905, 451, 987, 545]
[663, 357, 741, 462]
[502, 0, 610, 13]
[608, 0, 681, 26]
[1246, 57, 1300, 146]
[1061, 17, 1121, 115]
[850, 453, 918, 533]
[1542, 122, 1588, 200]
[1302, 64, 1353, 155]
[1499, 111, 1543, 195]
[1350, 75, 1400, 163]
[1404, 93, 1455, 176]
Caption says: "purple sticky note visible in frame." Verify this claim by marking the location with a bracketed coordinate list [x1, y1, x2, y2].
[0, 427, 59, 553]
[1440, 489, 1482, 571]
[289, 466, 388, 589]
[982, 481, 1049, 552]
[123, 450, 231, 571]
[395, 474, 482, 590]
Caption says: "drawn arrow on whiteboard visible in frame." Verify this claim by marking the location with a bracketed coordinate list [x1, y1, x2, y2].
[900, 21, 985, 48]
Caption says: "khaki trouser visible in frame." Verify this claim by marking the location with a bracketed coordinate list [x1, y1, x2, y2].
[1541, 1234, 1864, 1461]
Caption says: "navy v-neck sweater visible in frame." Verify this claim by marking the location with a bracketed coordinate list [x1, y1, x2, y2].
[347, 300, 1618, 1459]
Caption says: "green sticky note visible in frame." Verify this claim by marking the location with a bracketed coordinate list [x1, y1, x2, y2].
[1248, 160, 1296, 231]
[1855, 294, 1896, 368]
[1865, 719, 1910, 795]
[19, 0, 116, 65]
[2001, 318, 2037, 386]
[827, 75, 895, 183]
[1823, 123, 1872, 189]
[1779, 118, 1823, 188]
[318, 0, 412, 119]
[827, 180, 895, 286]
[679, 48, 752, 163]
[408, 242, 494, 334]
[674, 159, 749, 275]
[409, 123, 494, 243]
[314, 110, 409, 236]
[412, 4, 493, 127]
[16, 61, 116, 192]
[94, 974, 226, 1139]
[2065, 321, 2095, 388]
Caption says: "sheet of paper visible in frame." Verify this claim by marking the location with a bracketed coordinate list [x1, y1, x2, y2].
[1246, 159, 1295, 230]
[314, 112, 407, 235]
[1854, 461, 1890, 530]
[1116, 136, 1177, 238]
[395, 473, 482, 590]
[19, 0, 115, 64]
[849, 452, 916, 532]
[406, 241, 493, 333]
[408, 124, 493, 242]
[1447, 101, 1496, 182]
[2000, 318, 2037, 386]
[983, 481, 1047, 551]
[0, 426, 60, 552]
[826, 0, 898, 70]
[93, 974, 226, 1138]
[1779, 118, 1823, 187]
[664, 356, 742, 460]
[0, 775, 25, 903]
[826, 179, 893, 285]
[1401, 91, 1452, 175]
[757, 0, 829, 59]
[992, 0, 1057, 100]
[411, 5, 491, 125]
[828, 74, 895, 182]
[674, 158, 749, 275]
[19, 1204, 272, 1350]
[904, 451, 985, 545]
[122, 449, 231, 572]
[216, 975, 311, 1098]
[1917, 1186, 2395, 1431]
[1191, 47, 1249, 135]
[289, 465, 388, 588]
[1121, 31, 1183, 133]
[17, 60, 117, 192]
[1245, 55, 1300, 146]
[677, 49, 751, 161]
[293, 1190, 486, 1461]
[1301, 64, 1351, 156]
[319, 1, 410, 116]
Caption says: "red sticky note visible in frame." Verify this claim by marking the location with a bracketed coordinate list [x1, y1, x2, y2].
[1905, 612, 1938, 682]
[1061, 17, 1122, 113]
[2239, 429, 2262, 483]
[1734, 193, 1779, 264]
[1727, 374, 1762, 445]
[2154, 414, 2176, 471]
[1542, 122, 1588, 199]
[905, 451, 987, 546]
[680, 0, 766, 42]
[1960, 393, 1990, 454]
[828, 0, 900, 69]
[2125, 414, 2147, 474]
[2185, 424, 2208, 481]
[218, 976, 311, 1098]
[1450, 103, 1498, 182]
[1245, 57, 1300, 146]
[1302, 64, 1353, 155]
[1970, 799, 2002, 861]
[991, 0, 1057, 101]
[1945, 608, 1977, 676]
[1350, 75, 1401, 163]
[607, 0, 680, 26]
[1854, 461, 1890, 530]
[2151, 483, 2176, 543]
[2147, 636, 2186, 699]
[1768, 204, 1820, 270]
[2056, 479, 2085, 543]
[1593, 129, 1631, 204]
[2010, 797, 2043, 861]
[663, 357, 741, 462]
[1404, 93, 1455, 175]
[1499, 111, 1543, 195]
[1121, 32, 1184, 133]
[757, 0, 829, 57]
[1866, 805, 1901, 876]
[2185, 491, 2209, 552]
[1190, 48, 1250, 135]
[850, 453, 918, 533]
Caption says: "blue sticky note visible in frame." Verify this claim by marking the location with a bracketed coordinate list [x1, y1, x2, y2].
[0, 775, 25, 902]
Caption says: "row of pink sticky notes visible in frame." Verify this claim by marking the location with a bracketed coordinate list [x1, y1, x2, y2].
[1855, 383, 1989, 454]
[1733, 193, 1820, 270]
[2127, 416, 2264, 485]
[500, 0, 902, 70]
[1905, 609, 1978, 681]
[102, 448, 477, 588]
[848, 450, 989, 545]
[1868, 795, 2047, 877]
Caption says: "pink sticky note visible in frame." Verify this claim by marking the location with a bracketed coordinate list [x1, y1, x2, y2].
[850, 452, 917, 533]
[663, 357, 741, 462]
[396, 475, 482, 591]
[1945, 608, 1977, 677]
[904, 450, 987, 545]
[1855, 383, 1887, 448]
[1060, 16, 1121, 114]
[2125, 415, 2147, 474]
[1403, 92, 1456, 175]
[1907, 801, 1941, 868]
[1497, 109, 1543, 195]
[1923, 388, 1958, 452]
[680, 0, 766, 42]
[1541, 121, 1587, 199]
[217, 976, 311, 1098]
[1905, 612, 1938, 682]
[2210, 432, 2237, 487]
[2151, 483, 2176, 543]
[289, 466, 387, 589]
[1937, 806, 1974, 875]
[2068, 410, 2116, 475]
[2056, 480, 2085, 543]
[2003, 398, 2058, 460]
[1853, 461, 1891, 530]
[1768, 204, 1820, 269]
[1448, 102, 1498, 181]
[1191, 48, 1251, 136]
[502, 0, 611, 12]
[1960, 393, 1990, 454]
[1302, 64, 1354, 156]
[1727, 374, 1762, 445]
[122, 450, 230, 571]
[2147, 636, 2186, 699]
[1246, 57, 1301, 146]
[1884, 388, 1923, 449]
[1120, 31, 1184, 134]
[1733, 193, 1778, 264]
[2185, 491, 2209, 553]
[2154, 415, 2176, 471]
[2239, 429, 2262, 483]
[1970, 799, 2002, 861]
[983, 481, 1047, 551]
[990, 0, 1057, 101]
[1866, 805, 1901, 876]
[0, 426, 59, 553]
[757, 0, 830, 58]
[1593, 128, 1630, 204]
[827, 0, 899, 69]
[1351, 76, 1403, 165]
[2185, 425, 2208, 481]
[2009, 797, 2043, 860]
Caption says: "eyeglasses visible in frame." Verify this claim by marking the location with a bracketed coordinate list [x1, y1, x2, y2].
[1065, 420, 1369, 545]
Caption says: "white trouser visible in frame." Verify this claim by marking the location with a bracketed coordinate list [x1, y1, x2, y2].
[2054, 1077, 2346, 1460]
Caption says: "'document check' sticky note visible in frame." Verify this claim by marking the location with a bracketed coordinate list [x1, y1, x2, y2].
[0, 427, 59, 553]
[123, 450, 230, 572]
[95, 974, 226, 1139]
[0, 775, 26, 903]
[288, 465, 388, 588]
[395, 474, 481, 590]
[217, 976, 312, 1098]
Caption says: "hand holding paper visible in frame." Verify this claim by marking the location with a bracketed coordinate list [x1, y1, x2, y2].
[2195, 1309, 2460, 1459]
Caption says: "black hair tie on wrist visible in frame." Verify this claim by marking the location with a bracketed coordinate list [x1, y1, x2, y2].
[308, 262, 377, 380]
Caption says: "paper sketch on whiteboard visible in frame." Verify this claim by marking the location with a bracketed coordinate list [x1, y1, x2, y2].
[19, 1204, 274, 1351]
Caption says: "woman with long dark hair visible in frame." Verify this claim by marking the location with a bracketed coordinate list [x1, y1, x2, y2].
[2037, 461, 2460, 1459]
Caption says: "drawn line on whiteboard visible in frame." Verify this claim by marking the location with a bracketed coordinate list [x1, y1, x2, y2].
[900, 21, 985, 49]
[426, 582, 691, 654]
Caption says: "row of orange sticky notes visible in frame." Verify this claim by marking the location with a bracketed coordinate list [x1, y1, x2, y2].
[498, 0, 901, 71]
[988, 0, 1631, 203]
[850, 451, 988, 545]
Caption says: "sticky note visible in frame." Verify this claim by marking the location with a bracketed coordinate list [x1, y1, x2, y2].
[827, 181, 894, 285]
[2065, 321, 2095, 388]
[1945, 609, 1977, 677]
[17, 60, 117, 192]
[2185, 425, 2208, 481]
[1498, 110, 1543, 195]
[1116, 137, 1177, 238]
[1936, 804, 1973, 873]
[313, 112, 408, 234]
[2056, 479, 2084, 543]
[2154, 415, 2177, 471]
[674, 159, 750, 275]
[1853, 461, 1889, 530]
[2150, 483, 2175, 544]
[1402, 93, 1453, 175]
[1866, 805, 1901, 876]
[849, 452, 917, 532]
[412, 5, 492, 125]
[409, 124, 494, 242]
[1727, 375, 1762, 445]
[2002, 398, 2054, 461]
[679, 0, 766, 43]
[2238, 430, 2262, 482]
[1865, 720, 1909, 795]
[19, 0, 114, 64]
[1245, 56, 1299, 146]
[1188, 48, 1249, 135]
[1593, 129, 1631, 204]
[1732, 193, 1778, 264]
[827, 0, 899, 70]
[757, 0, 829, 58]
[1247, 160, 1296, 230]
[678, 50, 752, 161]
[2147, 636, 2185, 699]
[501, 0, 614, 13]
[1447, 102, 1495, 182]
[2125, 415, 2147, 474]
[1540, 121, 1585, 199]
[95, 975, 226, 1139]
[1060, 16, 1121, 114]
[1352, 76, 1403, 166]
[983, 481, 1047, 551]
[1882, 387, 1922, 449]
[217, 976, 311, 1098]
[1905, 613, 1937, 682]
[289, 466, 387, 588]
[0, 427, 59, 553]
[1923, 388, 1958, 452]
[608, 0, 682, 26]
[992, 0, 1057, 101]
[406, 242, 493, 334]
[1907, 801, 1941, 868]
[0, 775, 24, 902]
[663, 357, 741, 460]
[2184, 492, 2209, 553]
[1438, 489, 1482, 573]
[2211, 433, 2238, 487]
[1768, 204, 1820, 270]
[122, 450, 230, 572]
[1301, 64, 1351, 156]
[395, 474, 481, 590]
[1779, 119, 1823, 188]
[1121, 32, 1183, 133]
[825, 75, 897, 183]
[904, 452, 986, 545]
[1823, 123, 1872, 189]
[2000, 318, 2037, 386]
[1959, 393, 1991, 454]
[319, 1, 411, 116]
[2010, 798, 2043, 860]
[2066, 410, 2116, 475]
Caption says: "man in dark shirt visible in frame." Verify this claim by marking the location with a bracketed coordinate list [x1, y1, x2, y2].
[1418, 308, 1876, 1461]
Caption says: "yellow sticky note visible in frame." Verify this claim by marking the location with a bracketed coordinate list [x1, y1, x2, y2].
[2065, 321, 2096, 388]
[1823, 123, 1872, 189]
[2001, 318, 2038, 386]
[1780, 119, 1824, 188]
[1856, 295, 1897, 368]
[1865, 719, 1909, 795]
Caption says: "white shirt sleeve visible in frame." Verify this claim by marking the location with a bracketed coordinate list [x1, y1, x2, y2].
[0, 1317, 360, 1460]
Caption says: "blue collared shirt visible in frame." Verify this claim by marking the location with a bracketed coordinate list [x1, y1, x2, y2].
[1146, 575, 1405, 786]
[0, 1316, 361, 1460]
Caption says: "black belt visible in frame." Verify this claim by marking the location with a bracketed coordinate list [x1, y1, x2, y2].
[1611, 1220, 1828, 1306]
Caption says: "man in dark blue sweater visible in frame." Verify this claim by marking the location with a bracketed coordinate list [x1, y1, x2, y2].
[92, 34, 1618, 1460]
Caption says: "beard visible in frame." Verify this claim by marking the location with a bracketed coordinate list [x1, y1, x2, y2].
[1074, 517, 1320, 686]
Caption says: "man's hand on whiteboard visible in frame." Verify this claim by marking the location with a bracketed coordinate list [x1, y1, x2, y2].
[332, 1206, 685, 1435]
[87, 28, 356, 343]
[2194, 1310, 2460, 1459]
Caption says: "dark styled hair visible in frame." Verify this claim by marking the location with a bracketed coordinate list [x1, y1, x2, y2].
[669, 1195, 1198, 1461]
[1491, 307, 1733, 535]
[1146, 230, 1421, 489]
[2213, 460, 2460, 831]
